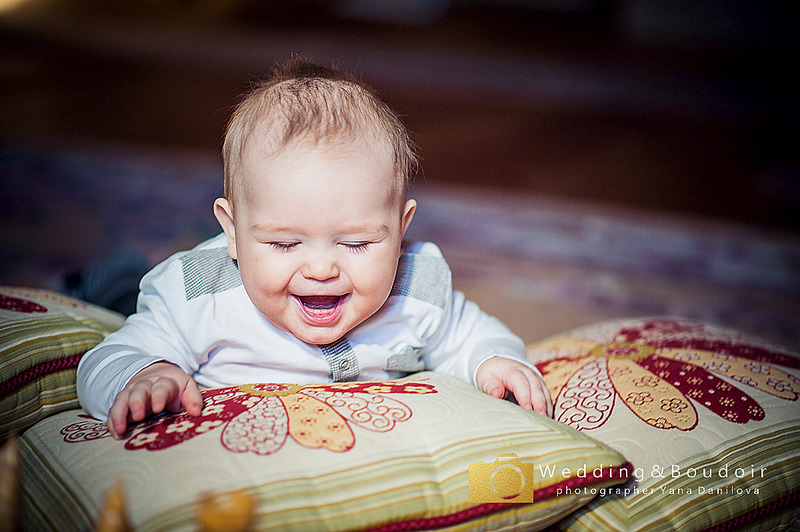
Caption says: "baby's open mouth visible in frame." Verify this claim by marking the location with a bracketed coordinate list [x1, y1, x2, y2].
[299, 295, 342, 310]
[294, 295, 346, 325]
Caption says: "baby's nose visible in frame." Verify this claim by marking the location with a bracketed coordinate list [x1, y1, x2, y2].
[301, 252, 339, 281]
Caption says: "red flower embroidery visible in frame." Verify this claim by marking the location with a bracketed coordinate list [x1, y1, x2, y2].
[63, 380, 436, 454]
[537, 319, 799, 432]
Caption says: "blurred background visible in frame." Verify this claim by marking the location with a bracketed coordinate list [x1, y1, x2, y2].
[1, 0, 799, 348]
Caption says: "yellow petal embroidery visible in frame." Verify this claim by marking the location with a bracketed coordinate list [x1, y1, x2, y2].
[239, 383, 303, 398]
[660, 348, 800, 400]
[281, 394, 354, 452]
[608, 357, 697, 430]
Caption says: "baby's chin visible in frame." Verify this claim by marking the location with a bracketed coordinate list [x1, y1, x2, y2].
[274, 299, 383, 346]
[287, 321, 351, 347]
[289, 308, 350, 346]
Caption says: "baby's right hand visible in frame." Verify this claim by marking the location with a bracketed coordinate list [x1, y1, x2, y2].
[107, 362, 203, 440]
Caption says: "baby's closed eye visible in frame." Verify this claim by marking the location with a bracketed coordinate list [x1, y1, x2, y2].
[339, 242, 371, 253]
[269, 242, 300, 252]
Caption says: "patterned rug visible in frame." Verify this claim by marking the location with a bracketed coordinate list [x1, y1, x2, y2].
[2, 141, 799, 350]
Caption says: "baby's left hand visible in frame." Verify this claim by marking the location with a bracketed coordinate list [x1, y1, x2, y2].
[476, 356, 553, 417]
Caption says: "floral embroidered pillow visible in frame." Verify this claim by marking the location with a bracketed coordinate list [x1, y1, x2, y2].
[0, 286, 124, 441]
[527, 317, 800, 531]
[20, 372, 630, 531]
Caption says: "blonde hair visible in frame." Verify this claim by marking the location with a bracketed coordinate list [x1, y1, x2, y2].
[222, 59, 418, 211]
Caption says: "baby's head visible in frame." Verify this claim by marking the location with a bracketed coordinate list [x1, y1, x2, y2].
[214, 59, 418, 346]
[221, 59, 417, 215]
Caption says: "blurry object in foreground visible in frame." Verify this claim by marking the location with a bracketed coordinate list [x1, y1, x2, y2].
[64, 252, 150, 316]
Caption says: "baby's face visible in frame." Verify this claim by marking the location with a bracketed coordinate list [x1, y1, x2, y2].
[215, 139, 415, 346]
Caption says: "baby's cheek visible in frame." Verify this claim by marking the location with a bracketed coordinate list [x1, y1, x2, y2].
[250, 260, 293, 290]
[369, 277, 396, 305]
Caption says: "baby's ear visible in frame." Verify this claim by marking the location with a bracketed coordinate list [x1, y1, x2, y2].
[401, 199, 416, 237]
[213, 198, 238, 260]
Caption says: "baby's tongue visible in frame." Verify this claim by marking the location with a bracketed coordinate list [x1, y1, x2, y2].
[300, 296, 340, 310]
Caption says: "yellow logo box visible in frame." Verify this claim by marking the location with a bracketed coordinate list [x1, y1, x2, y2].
[469, 453, 534, 503]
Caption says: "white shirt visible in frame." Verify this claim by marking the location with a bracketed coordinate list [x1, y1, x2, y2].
[77, 235, 530, 420]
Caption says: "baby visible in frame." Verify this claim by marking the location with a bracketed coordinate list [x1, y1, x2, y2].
[77, 59, 552, 439]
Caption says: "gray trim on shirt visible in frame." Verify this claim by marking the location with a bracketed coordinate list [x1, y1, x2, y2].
[385, 345, 425, 379]
[390, 252, 449, 308]
[181, 247, 242, 301]
[320, 337, 360, 382]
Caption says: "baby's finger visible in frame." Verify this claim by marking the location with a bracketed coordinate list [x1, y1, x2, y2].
[480, 373, 507, 400]
[126, 381, 154, 422]
[519, 371, 553, 416]
[528, 384, 551, 416]
[541, 376, 554, 417]
[108, 392, 131, 440]
[151, 377, 181, 415]
[505, 371, 534, 410]
[181, 378, 204, 417]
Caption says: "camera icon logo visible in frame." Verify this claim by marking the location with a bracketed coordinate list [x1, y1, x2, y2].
[469, 453, 534, 503]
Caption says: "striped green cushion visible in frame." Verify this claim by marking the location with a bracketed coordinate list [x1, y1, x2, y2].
[0, 286, 124, 441]
[20, 372, 629, 531]
[529, 317, 800, 531]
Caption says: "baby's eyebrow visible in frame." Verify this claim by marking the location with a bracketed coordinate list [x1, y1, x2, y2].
[249, 222, 391, 236]
[250, 223, 293, 234]
[337, 223, 391, 236]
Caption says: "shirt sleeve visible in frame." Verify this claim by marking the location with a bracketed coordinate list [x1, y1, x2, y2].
[76, 254, 201, 421]
[403, 242, 538, 385]
[422, 288, 537, 385]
